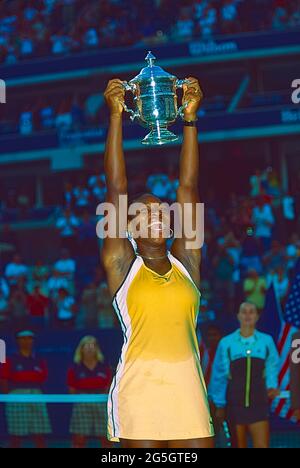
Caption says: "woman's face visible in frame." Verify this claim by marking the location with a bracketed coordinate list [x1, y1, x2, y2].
[17, 337, 34, 355]
[128, 195, 171, 245]
[237, 304, 259, 328]
[82, 341, 98, 360]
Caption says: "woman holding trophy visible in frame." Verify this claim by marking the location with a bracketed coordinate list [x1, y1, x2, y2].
[101, 58, 214, 448]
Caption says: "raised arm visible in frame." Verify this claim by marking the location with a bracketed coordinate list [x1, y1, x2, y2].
[101, 79, 135, 297]
[171, 77, 203, 286]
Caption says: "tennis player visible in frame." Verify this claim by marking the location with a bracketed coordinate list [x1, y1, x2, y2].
[102, 77, 214, 448]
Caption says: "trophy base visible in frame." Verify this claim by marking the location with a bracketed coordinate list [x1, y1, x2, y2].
[142, 127, 178, 146]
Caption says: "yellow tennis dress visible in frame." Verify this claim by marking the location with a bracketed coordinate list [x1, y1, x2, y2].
[107, 251, 214, 441]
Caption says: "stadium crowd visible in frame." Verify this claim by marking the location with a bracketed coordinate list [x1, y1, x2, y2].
[0, 0, 300, 64]
[1, 86, 292, 144]
[0, 164, 299, 332]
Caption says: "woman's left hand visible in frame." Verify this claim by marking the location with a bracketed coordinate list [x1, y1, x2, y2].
[182, 77, 203, 121]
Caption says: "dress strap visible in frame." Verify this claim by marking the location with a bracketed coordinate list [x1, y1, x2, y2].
[112, 255, 143, 303]
[167, 251, 201, 295]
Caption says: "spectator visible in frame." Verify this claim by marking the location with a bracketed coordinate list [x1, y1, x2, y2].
[92, 178, 107, 204]
[0, 0, 299, 66]
[243, 268, 267, 312]
[54, 287, 76, 328]
[220, 0, 240, 34]
[29, 259, 50, 294]
[19, 34, 34, 58]
[240, 231, 263, 276]
[88, 173, 105, 190]
[54, 249, 76, 282]
[265, 167, 280, 198]
[73, 183, 90, 215]
[263, 240, 285, 274]
[286, 233, 300, 275]
[50, 31, 72, 55]
[55, 99, 72, 130]
[26, 285, 49, 329]
[231, 198, 253, 234]
[56, 208, 80, 253]
[173, 7, 194, 39]
[96, 280, 116, 329]
[83, 27, 99, 48]
[0, 329, 52, 448]
[272, 3, 288, 29]
[196, 2, 217, 38]
[39, 102, 55, 130]
[5, 254, 28, 289]
[63, 181, 74, 209]
[282, 192, 296, 237]
[19, 109, 33, 135]
[71, 96, 85, 130]
[43, 0, 57, 14]
[252, 196, 275, 253]
[196, 298, 216, 324]
[289, 0, 300, 27]
[0, 224, 18, 264]
[47, 270, 69, 300]
[0, 275, 10, 300]
[218, 231, 241, 283]
[212, 244, 235, 311]
[8, 280, 28, 330]
[85, 94, 105, 125]
[79, 282, 99, 329]
[249, 169, 264, 198]
[67, 336, 112, 448]
[77, 211, 98, 257]
[267, 266, 290, 309]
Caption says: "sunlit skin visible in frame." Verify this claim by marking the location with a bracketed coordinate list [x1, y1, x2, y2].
[128, 193, 171, 244]
[17, 336, 34, 357]
[216, 303, 280, 448]
[238, 302, 260, 333]
[102, 76, 214, 448]
[127, 193, 173, 275]
[81, 341, 98, 363]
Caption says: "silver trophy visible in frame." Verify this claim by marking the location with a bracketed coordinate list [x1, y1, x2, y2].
[122, 51, 190, 145]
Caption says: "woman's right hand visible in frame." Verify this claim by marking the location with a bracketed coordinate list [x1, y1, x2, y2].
[104, 79, 125, 117]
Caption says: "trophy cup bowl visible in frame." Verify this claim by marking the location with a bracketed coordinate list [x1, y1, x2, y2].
[122, 51, 190, 146]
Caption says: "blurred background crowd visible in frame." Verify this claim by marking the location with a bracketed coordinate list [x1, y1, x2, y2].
[1, 0, 300, 64]
[0, 164, 299, 332]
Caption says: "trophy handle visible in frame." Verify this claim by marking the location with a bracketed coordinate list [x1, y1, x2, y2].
[121, 81, 140, 121]
[175, 78, 192, 120]
[175, 78, 191, 89]
[176, 102, 189, 120]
